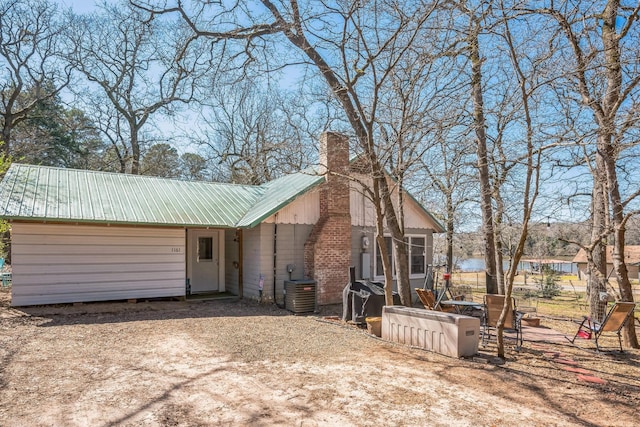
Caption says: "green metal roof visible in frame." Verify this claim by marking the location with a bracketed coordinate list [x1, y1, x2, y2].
[237, 169, 324, 228]
[0, 163, 443, 231]
[0, 164, 262, 227]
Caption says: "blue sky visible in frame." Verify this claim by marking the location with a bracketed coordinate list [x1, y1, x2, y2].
[48, 0, 639, 228]
[55, 0, 101, 13]
[54, 0, 205, 155]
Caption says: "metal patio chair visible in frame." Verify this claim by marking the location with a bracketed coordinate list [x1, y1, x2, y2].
[481, 294, 523, 349]
[569, 302, 636, 352]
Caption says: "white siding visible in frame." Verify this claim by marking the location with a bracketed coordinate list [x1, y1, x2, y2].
[404, 201, 436, 229]
[242, 224, 274, 300]
[11, 223, 185, 306]
[351, 227, 433, 292]
[240, 223, 313, 302]
[262, 176, 438, 231]
[350, 185, 377, 227]
[263, 189, 320, 224]
[350, 178, 440, 230]
[224, 229, 240, 295]
[273, 223, 313, 299]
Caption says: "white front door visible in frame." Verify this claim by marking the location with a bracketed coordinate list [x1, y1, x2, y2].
[188, 229, 222, 294]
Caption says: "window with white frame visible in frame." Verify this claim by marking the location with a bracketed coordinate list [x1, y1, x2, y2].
[374, 235, 427, 279]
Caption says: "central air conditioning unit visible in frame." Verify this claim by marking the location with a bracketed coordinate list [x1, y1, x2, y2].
[284, 280, 317, 314]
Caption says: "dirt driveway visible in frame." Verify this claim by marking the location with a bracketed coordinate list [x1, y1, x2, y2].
[0, 288, 638, 426]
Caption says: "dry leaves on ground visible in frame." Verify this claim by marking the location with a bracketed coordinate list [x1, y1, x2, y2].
[0, 288, 638, 426]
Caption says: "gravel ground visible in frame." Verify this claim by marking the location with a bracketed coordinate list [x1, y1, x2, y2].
[0, 288, 639, 426]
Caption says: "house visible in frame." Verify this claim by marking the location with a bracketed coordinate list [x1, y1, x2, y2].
[0, 132, 444, 306]
[573, 246, 640, 280]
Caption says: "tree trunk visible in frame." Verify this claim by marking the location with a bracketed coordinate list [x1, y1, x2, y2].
[598, 0, 638, 348]
[469, 19, 497, 294]
[446, 210, 454, 274]
[494, 193, 506, 295]
[547, 0, 637, 347]
[379, 174, 412, 306]
[611, 221, 639, 347]
[130, 121, 140, 175]
[376, 233, 394, 306]
[587, 163, 608, 323]
[602, 138, 638, 346]
[119, 157, 127, 174]
[1, 116, 12, 153]
[371, 172, 395, 306]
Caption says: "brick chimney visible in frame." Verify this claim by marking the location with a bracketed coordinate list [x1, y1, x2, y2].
[304, 132, 352, 305]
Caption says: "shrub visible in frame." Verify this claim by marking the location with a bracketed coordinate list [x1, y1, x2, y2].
[535, 271, 561, 299]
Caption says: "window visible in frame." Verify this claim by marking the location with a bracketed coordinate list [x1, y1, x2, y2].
[198, 237, 213, 261]
[409, 237, 426, 275]
[374, 235, 427, 278]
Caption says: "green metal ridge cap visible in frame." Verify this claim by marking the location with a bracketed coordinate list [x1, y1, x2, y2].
[235, 168, 325, 228]
[1, 162, 260, 190]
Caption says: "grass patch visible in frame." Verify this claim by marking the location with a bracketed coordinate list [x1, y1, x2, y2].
[458, 287, 639, 321]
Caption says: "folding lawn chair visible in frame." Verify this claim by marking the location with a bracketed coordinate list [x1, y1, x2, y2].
[481, 294, 523, 349]
[415, 288, 456, 313]
[568, 302, 636, 352]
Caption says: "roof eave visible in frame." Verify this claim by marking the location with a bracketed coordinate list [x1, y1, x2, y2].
[2, 216, 236, 229]
[237, 176, 325, 228]
[355, 161, 445, 233]
[402, 190, 446, 233]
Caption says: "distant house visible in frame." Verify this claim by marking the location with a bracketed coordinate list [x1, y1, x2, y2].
[572, 246, 640, 280]
[0, 132, 444, 306]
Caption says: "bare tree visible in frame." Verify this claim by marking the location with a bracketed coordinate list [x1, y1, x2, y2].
[0, 0, 70, 153]
[134, 0, 445, 306]
[415, 115, 477, 274]
[535, 0, 640, 347]
[194, 79, 316, 184]
[67, 1, 208, 174]
[425, 1, 558, 356]
[439, 1, 501, 294]
[465, 3, 500, 294]
[490, 1, 555, 357]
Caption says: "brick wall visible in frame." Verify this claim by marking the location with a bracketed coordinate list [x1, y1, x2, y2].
[304, 132, 352, 305]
